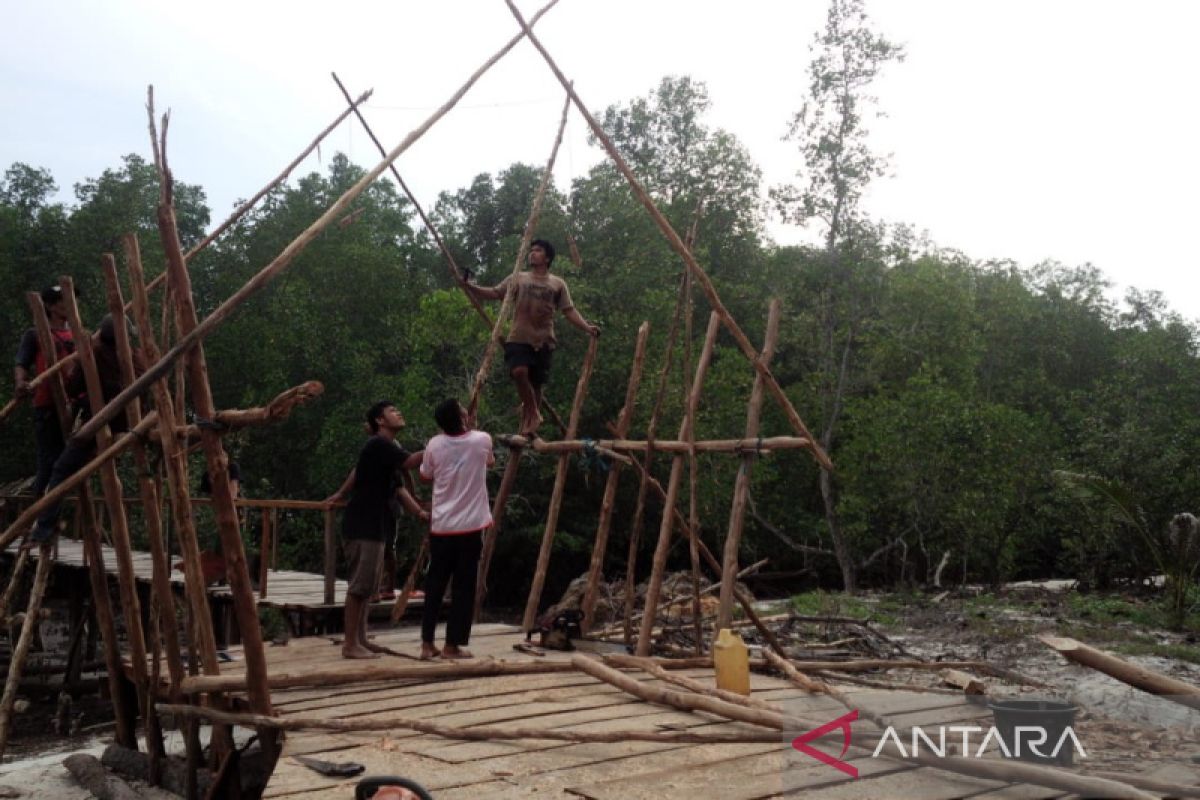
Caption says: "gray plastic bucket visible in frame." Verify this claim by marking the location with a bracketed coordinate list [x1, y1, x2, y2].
[988, 699, 1079, 766]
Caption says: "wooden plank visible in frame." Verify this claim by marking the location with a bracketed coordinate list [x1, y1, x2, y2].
[262, 746, 498, 798]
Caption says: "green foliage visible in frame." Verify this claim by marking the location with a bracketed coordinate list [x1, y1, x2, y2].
[3, 54, 1200, 602]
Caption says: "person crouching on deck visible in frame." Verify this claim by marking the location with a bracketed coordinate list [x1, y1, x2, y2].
[341, 401, 427, 660]
[464, 239, 599, 437]
[418, 398, 494, 660]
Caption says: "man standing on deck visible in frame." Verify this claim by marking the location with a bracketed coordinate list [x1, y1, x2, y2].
[340, 401, 427, 660]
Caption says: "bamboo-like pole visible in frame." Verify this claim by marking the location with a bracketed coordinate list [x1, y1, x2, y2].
[718, 299, 781, 630]
[635, 313, 720, 655]
[580, 322, 649, 632]
[0, 547, 29, 623]
[604, 654, 780, 712]
[60, 275, 153, 740]
[259, 508, 271, 597]
[150, 120, 276, 746]
[474, 445, 522, 618]
[331, 73, 491, 326]
[495, 435, 810, 454]
[1041, 635, 1200, 710]
[24, 291, 136, 748]
[390, 537, 429, 623]
[623, 273, 688, 645]
[0, 95, 370, 430]
[521, 335, 598, 632]
[0, 415, 158, 552]
[322, 507, 335, 605]
[126, 230, 234, 758]
[110, 241, 186, 699]
[502, 0, 831, 472]
[467, 87, 572, 419]
[157, 702, 778, 745]
[72, 0, 561, 446]
[0, 548, 52, 759]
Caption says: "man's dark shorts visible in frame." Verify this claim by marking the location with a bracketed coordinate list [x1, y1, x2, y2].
[345, 538, 385, 599]
[504, 343, 553, 387]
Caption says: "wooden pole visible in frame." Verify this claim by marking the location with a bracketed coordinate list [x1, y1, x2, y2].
[1041, 635, 1200, 710]
[157, 702, 778, 745]
[521, 335, 598, 632]
[623, 273, 688, 645]
[110, 240, 186, 699]
[467, 87, 572, 419]
[0, 547, 30, 624]
[390, 537, 429, 623]
[322, 507, 335, 605]
[495, 435, 811, 455]
[126, 228, 234, 758]
[635, 313, 720, 655]
[259, 508, 271, 597]
[580, 322, 649, 632]
[474, 444, 522, 619]
[23, 292, 136, 748]
[150, 117, 276, 744]
[0, 546, 52, 759]
[72, 0, 562, 446]
[502, 0, 831, 472]
[718, 299, 781, 630]
[60, 275, 153, 743]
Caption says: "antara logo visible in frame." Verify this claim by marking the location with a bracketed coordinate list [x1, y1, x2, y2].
[790, 711, 1088, 778]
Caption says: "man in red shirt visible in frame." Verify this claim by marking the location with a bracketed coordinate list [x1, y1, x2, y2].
[13, 286, 76, 495]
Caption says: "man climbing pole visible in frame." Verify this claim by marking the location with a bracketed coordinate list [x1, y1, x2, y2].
[465, 239, 599, 436]
[13, 286, 76, 495]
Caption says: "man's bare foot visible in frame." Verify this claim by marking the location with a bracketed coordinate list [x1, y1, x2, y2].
[519, 408, 543, 438]
[419, 643, 441, 661]
[442, 645, 473, 660]
[342, 645, 380, 660]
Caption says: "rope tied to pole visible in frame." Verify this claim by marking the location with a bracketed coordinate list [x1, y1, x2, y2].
[192, 416, 228, 433]
[576, 437, 611, 479]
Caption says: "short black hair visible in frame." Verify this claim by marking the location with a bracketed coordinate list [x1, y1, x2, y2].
[40, 285, 64, 307]
[530, 239, 556, 264]
[434, 398, 465, 435]
[366, 400, 394, 433]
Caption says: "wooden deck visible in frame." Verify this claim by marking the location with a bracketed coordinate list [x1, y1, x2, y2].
[192, 624, 1061, 800]
[4, 538, 417, 637]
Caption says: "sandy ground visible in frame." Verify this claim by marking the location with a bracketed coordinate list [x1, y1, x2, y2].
[0, 733, 188, 800]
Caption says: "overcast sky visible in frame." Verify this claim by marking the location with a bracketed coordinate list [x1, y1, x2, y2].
[4, 1, 1199, 318]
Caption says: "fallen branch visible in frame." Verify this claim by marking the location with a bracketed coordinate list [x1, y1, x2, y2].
[156, 703, 777, 745]
[1040, 635, 1200, 710]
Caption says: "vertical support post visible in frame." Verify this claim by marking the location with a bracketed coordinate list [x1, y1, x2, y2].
[521, 336, 598, 633]
[323, 507, 335, 605]
[636, 312, 721, 656]
[259, 508, 271, 598]
[152, 154, 276, 747]
[0, 546, 53, 758]
[112, 240, 187, 698]
[126, 236, 234, 757]
[718, 300, 781, 630]
[24, 291, 136, 747]
[474, 446, 522, 620]
[60, 274, 153, 746]
[580, 322, 649, 632]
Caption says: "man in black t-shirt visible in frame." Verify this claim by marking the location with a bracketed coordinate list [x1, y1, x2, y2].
[340, 401, 426, 659]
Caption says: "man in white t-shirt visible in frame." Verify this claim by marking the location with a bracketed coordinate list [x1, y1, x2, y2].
[418, 398, 495, 659]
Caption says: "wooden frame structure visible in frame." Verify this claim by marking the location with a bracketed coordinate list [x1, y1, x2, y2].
[0, 3, 833, 796]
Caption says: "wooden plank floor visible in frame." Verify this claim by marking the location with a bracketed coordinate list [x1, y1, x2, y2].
[186, 624, 1055, 800]
[4, 537, 417, 615]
